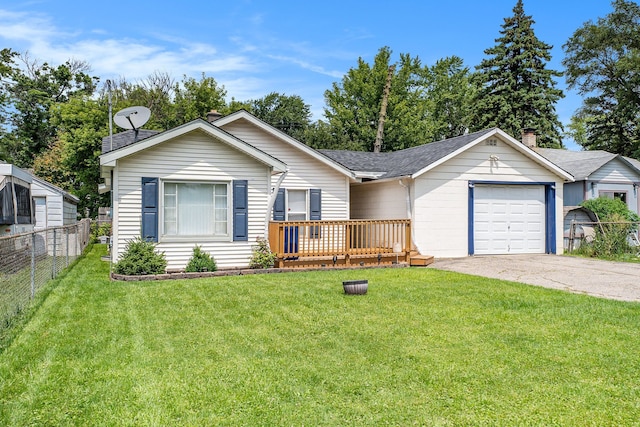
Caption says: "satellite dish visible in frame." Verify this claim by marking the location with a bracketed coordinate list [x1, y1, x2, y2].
[113, 106, 151, 130]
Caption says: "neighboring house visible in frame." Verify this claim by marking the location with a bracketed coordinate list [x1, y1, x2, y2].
[100, 112, 574, 269]
[99, 112, 355, 270]
[0, 161, 79, 235]
[322, 128, 573, 258]
[30, 175, 79, 230]
[537, 148, 640, 215]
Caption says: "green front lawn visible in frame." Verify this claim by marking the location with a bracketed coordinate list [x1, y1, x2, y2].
[1, 246, 639, 426]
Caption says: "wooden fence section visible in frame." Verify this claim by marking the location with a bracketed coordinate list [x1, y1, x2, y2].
[268, 219, 412, 268]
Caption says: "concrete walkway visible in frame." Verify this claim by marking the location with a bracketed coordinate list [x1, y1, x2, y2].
[432, 254, 640, 302]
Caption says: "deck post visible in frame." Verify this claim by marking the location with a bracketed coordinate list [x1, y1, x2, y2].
[405, 220, 412, 263]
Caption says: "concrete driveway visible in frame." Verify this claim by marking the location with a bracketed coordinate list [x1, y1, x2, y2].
[432, 254, 640, 302]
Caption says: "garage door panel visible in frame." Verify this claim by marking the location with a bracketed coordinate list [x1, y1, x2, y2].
[474, 185, 545, 255]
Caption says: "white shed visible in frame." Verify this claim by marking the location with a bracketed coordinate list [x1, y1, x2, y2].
[30, 176, 79, 230]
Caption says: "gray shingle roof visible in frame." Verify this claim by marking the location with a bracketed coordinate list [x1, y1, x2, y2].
[101, 129, 160, 154]
[536, 148, 622, 180]
[320, 128, 497, 179]
[624, 156, 640, 171]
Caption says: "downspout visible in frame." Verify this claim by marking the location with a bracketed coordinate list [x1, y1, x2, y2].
[399, 178, 417, 253]
[264, 170, 288, 240]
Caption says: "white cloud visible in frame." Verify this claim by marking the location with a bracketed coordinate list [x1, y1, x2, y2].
[0, 9, 260, 83]
[0, 7, 340, 116]
[266, 54, 343, 78]
[0, 10, 59, 41]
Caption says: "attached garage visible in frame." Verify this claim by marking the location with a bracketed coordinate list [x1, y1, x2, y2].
[472, 184, 548, 255]
[322, 128, 573, 258]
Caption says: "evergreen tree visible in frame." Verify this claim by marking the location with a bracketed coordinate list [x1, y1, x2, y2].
[472, 0, 564, 147]
[563, 0, 640, 157]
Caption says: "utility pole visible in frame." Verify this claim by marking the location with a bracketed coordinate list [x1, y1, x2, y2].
[373, 64, 395, 153]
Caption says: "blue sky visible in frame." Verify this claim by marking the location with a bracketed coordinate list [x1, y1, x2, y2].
[0, 1, 616, 149]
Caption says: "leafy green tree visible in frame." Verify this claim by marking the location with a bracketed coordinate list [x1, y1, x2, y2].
[174, 73, 227, 126]
[426, 56, 476, 140]
[323, 46, 433, 152]
[563, 0, 640, 157]
[472, 0, 564, 147]
[0, 48, 17, 161]
[246, 92, 311, 140]
[563, 112, 590, 147]
[302, 120, 334, 150]
[226, 98, 252, 114]
[33, 95, 110, 217]
[1, 55, 97, 167]
[108, 72, 174, 131]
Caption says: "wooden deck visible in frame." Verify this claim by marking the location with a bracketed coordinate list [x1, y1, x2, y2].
[268, 219, 416, 268]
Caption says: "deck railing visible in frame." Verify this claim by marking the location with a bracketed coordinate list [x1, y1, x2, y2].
[268, 219, 411, 268]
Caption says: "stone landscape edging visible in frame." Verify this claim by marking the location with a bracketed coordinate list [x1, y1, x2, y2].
[111, 262, 408, 281]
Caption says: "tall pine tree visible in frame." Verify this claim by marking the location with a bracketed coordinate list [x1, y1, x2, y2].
[563, 0, 640, 157]
[472, 0, 564, 148]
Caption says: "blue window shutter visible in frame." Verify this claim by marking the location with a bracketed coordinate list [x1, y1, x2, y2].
[309, 188, 321, 238]
[309, 189, 321, 220]
[233, 180, 248, 241]
[273, 188, 285, 221]
[141, 177, 158, 242]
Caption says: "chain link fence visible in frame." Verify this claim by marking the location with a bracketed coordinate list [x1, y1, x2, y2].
[0, 219, 91, 329]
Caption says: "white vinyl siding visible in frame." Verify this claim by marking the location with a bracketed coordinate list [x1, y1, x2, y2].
[350, 180, 408, 219]
[220, 119, 350, 220]
[63, 200, 77, 224]
[591, 158, 640, 183]
[412, 138, 564, 257]
[587, 159, 640, 214]
[112, 130, 271, 270]
[31, 181, 78, 230]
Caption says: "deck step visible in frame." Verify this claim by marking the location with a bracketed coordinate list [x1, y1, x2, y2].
[410, 254, 434, 267]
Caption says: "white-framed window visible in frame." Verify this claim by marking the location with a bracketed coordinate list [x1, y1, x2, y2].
[162, 181, 229, 237]
[286, 189, 307, 221]
[599, 190, 627, 205]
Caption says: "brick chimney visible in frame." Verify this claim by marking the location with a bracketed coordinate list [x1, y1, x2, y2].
[522, 128, 537, 149]
[206, 109, 223, 123]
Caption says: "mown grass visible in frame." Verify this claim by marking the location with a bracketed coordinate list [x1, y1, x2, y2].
[1, 245, 639, 426]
